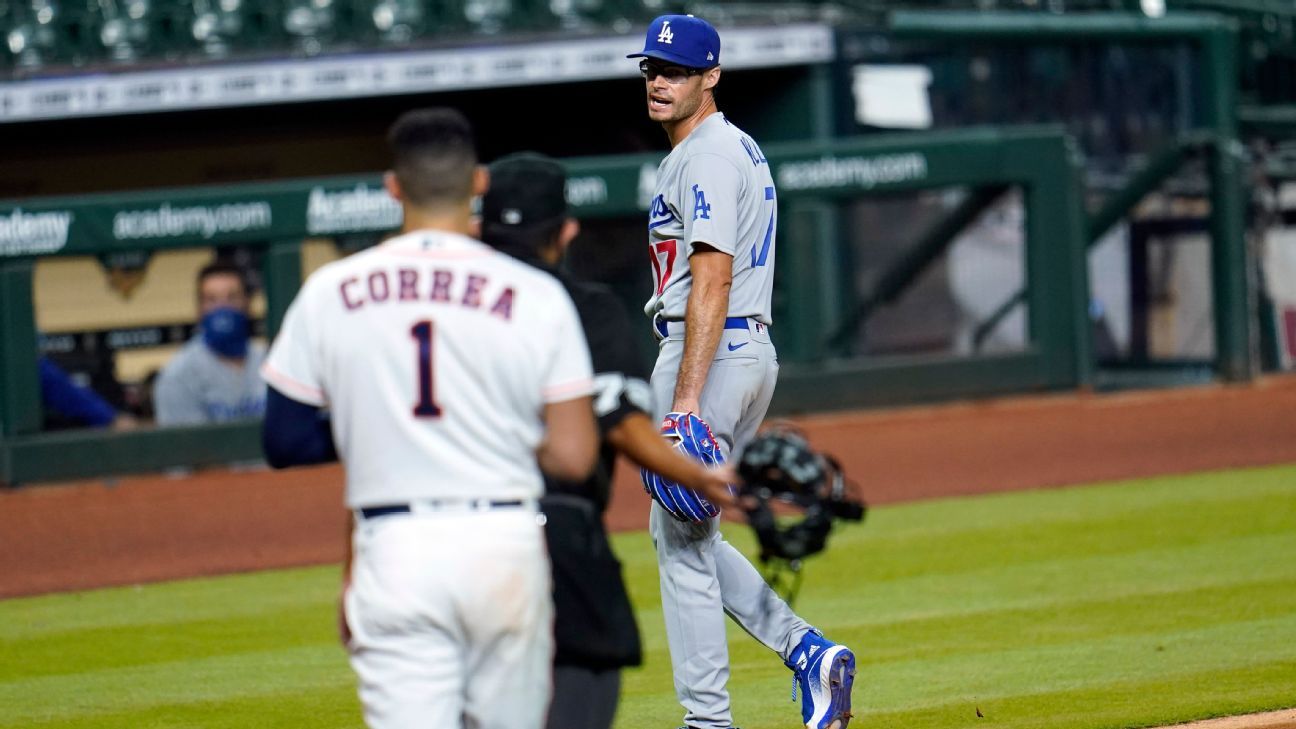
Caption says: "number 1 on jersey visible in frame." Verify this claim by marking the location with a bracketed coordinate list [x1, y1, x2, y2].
[410, 320, 442, 418]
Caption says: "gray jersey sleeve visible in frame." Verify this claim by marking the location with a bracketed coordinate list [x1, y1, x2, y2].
[154, 356, 209, 426]
[681, 153, 744, 257]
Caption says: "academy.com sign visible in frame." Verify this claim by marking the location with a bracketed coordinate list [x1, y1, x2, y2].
[306, 185, 401, 235]
[777, 153, 928, 192]
[0, 208, 74, 255]
[113, 201, 273, 241]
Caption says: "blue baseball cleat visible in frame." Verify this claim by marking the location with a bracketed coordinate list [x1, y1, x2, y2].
[785, 631, 856, 729]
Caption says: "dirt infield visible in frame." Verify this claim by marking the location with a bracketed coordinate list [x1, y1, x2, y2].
[3, 375, 1296, 599]
[1154, 709, 1296, 729]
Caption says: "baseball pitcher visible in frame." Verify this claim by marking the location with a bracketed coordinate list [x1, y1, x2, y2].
[478, 152, 740, 729]
[260, 108, 598, 729]
[629, 15, 858, 729]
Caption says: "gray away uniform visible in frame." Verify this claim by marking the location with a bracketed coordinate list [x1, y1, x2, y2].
[155, 338, 267, 425]
[645, 112, 813, 729]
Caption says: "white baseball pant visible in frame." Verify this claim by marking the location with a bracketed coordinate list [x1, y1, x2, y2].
[345, 506, 553, 729]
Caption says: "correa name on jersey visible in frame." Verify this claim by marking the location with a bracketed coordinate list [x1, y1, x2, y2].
[336, 265, 516, 320]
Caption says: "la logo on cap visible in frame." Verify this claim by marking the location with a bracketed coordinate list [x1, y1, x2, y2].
[657, 20, 673, 44]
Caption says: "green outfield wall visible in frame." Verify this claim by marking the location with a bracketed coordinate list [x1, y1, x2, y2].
[0, 126, 1090, 485]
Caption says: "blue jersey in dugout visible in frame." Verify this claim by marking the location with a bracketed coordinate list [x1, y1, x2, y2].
[645, 112, 776, 325]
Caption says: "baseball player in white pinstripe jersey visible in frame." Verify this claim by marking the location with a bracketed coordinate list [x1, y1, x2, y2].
[629, 15, 858, 729]
[261, 108, 598, 729]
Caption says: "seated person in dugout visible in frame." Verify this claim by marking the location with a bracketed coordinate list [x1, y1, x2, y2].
[39, 355, 137, 430]
[154, 261, 266, 425]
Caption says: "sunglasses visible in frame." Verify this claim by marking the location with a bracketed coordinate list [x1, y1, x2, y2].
[639, 60, 705, 84]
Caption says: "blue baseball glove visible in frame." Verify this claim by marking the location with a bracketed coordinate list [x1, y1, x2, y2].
[641, 411, 724, 522]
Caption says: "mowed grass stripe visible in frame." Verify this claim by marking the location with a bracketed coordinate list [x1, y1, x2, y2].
[1, 686, 362, 729]
[607, 532, 1296, 654]
[0, 604, 334, 680]
[620, 464, 1296, 575]
[858, 464, 1296, 540]
[0, 645, 352, 727]
[800, 531, 1296, 624]
[851, 492, 1296, 583]
[620, 466, 1296, 623]
[2, 566, 342, 641]
[856, 614, 1296, 708]
[860, 576, 1296, 662]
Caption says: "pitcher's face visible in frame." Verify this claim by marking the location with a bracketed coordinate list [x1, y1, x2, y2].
[641, 60, 708, 123]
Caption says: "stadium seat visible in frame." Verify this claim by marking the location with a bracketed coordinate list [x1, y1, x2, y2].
[94, 0, 155, 63]
[281, 0, 339, 55]
[546, 0, 644, 33]
[6, 1, 65, 69]
[187, 0, 250, 58]
[459, 0, 512, 34]
[364, 0, 424, 45]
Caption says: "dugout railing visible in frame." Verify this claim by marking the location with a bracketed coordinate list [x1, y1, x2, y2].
[886, 10, 1253, 383]
[0, 126, 1089, 486]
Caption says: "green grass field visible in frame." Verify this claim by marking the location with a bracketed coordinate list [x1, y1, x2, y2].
[3, 465, 1295, 729]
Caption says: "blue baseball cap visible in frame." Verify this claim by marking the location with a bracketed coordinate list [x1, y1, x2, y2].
[627, 14, 720, 69]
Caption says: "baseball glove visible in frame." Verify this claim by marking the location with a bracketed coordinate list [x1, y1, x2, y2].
[641, 411, 724, 522]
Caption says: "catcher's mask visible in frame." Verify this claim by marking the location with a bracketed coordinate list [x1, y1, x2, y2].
[737, 427, 866, 563]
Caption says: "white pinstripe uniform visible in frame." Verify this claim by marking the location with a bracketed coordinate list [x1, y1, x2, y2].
[263, 229, 594, 729]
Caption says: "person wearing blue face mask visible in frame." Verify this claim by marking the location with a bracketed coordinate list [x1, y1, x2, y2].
[154, 261, 267, 425]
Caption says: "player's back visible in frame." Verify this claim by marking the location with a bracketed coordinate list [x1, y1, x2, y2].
[267, 230, 591, 508]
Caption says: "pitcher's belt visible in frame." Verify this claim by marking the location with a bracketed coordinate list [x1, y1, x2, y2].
[654, 316, 765, 339]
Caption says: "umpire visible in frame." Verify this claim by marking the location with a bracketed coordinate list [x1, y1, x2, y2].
[479, 153, 736, 729]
